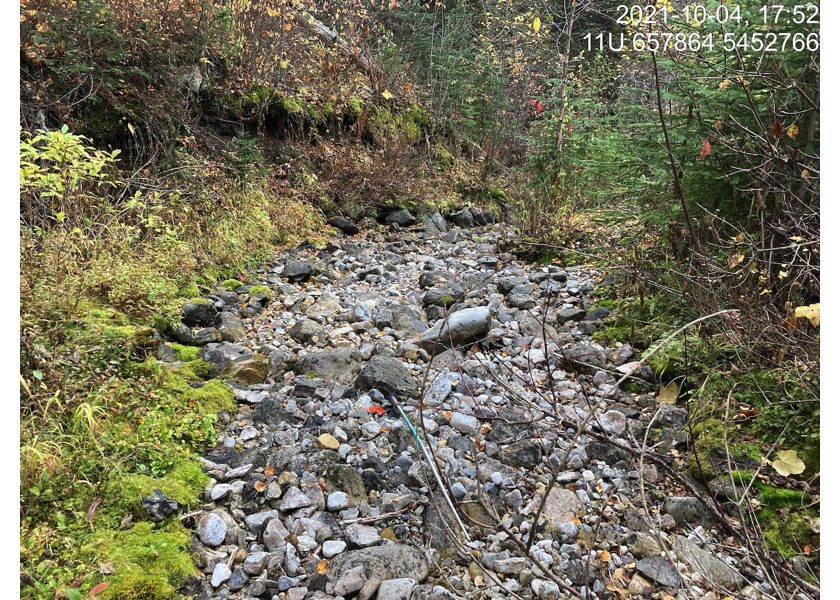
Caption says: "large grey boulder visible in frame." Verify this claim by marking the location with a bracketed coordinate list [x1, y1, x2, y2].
[199, 342, 253, 377]
[385, 209, 417, 227]
[419, 306, 492, 352]
[182, 299, 217, 327]
[288, 319, 326, 344]
[284, 259, 315, 282]
[452, 209, 475, 228]
[356, 356, 419, 397]
[214, 312, 247, 342]
[294, 348, 362, 384]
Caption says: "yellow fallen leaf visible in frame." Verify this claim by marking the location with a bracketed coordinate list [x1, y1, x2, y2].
[598, 549, 611, 562]
[317, 559, 329, 574]
[772, 449, 806, 476]
[382, 90, 394, 99]
[794, 303, 819, 327]
[657, 381, 679, 404]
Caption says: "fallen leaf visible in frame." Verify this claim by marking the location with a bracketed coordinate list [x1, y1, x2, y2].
[89, 582, 111, 597]
[264, 466, 275, 477]
[366, 406, 386, 415]
[382, 90, 394, 99]
[657, 381, 679, 404]
[317, 559, 329, 574]
[254, 481, 266, 492]
[772, 449, 806, 476]
[809, 517, 820, 533]
[98, 563, 115, 575]
[598, 549, 611, 562]
[794, 303, 820, 327]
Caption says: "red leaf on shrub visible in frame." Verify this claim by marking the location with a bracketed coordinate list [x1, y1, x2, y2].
[771, 119, 784, 138]
[699, 138, 711, 160]
[89, 582, 110, 597]
[566, 120, 573, 133]
[536, 101, 542, 115]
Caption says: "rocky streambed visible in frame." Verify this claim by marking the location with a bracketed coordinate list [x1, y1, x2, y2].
[156, 211, 789, 600]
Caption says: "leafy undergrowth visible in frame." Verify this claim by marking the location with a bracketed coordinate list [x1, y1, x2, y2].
[19, 305, 235, 599]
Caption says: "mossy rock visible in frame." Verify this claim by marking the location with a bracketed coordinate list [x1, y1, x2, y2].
[178, 281, 201, 298]
[170, 344, 199, 363]
[221, 279, 244, 291]
[172, 359, 212, 382]
[248, 284, 272, 298]
[130, 460, 208, 510]
[83, 521, 196, 600]
[186, 297, 212, 305]
[189, 379, 236, 414]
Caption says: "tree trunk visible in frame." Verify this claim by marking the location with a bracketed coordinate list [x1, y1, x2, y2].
[555, 0, 577, 153]
[291, 11, 384, 87]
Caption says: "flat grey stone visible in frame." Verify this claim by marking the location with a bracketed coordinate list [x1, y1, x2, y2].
[636, 557, 682, 587]
[673, 536, 743, 589]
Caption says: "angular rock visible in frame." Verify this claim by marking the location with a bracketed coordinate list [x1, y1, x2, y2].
[598, 410, 627, 435]
[386, 209, 417, 227]
[542, 488, 585, 525]
[452, 209, 475, 228]
[418, 270, 459, 290]
[499, 439, 541, 469]
[199, 342, 253, 377]
[330, 216, 360, 235]
[228, 354, 269, 384]
[295, 348, 361, 384]
[356, 356, 419, 397]
[289, 319, 326, 344]
[636, 557, 682, 588]
[182, 299, 217, 327]
[377, 577, 418, 600]
[211, 563, 232, 588]
[141, 489, 179, 522]
[284, 260, 315, 282]
[252, 394, 296, 426]
[655, 404, 689, 429]
[214, 312, 247, 342]
[335, 565, 368, 596]
[346, 523, 382, 548]
[664, 497, 717, 528]
[430, 213, 448, 233]
[243, 551, 270, 575]
[673, 536, 743, 589]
